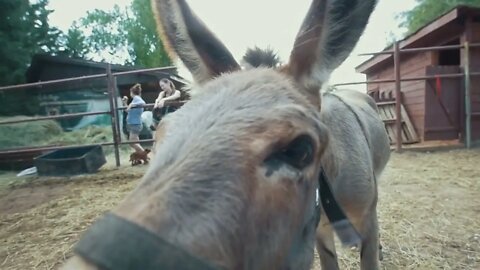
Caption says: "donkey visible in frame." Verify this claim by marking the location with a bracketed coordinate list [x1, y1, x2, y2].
[61, 0, 390, 269]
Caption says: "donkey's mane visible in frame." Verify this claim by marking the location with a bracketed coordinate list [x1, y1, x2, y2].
[242, 46, 282, 69]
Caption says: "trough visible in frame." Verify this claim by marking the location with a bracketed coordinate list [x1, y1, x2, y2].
[0, 146, 53, 171]
[34, 145, 106, 176]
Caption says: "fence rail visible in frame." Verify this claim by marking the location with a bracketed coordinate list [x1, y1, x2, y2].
[0, 139, 155, 155]
[0, 65, 184, 167]
[0, 66, 177, 92]
[0, 41, 477, 167]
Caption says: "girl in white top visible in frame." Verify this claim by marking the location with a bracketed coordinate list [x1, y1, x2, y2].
[154, 78, 181, 109]
[152, 78, 181, 128]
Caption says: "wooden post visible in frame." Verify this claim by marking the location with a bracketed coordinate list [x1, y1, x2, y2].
[394, 41, 403, 152]
[113, 76, 122, 147]
[107, 64, 121, 167]
[464, 41, 472, 149]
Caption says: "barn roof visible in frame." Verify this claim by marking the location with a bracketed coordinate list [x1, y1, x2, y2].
[356, 5, 480, 74]
[26, 54, 188, 87]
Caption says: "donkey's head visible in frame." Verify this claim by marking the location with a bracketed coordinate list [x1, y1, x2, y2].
[64, 1, 377, 269]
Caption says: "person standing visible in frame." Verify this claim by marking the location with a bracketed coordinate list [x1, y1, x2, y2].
[123, 83, 146, 154]
[152, 78, 181, 129]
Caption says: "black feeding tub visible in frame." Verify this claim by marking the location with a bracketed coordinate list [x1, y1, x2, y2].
[34, 145, 106, 177]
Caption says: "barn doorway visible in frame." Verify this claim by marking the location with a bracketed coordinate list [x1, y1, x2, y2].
[437, 39, 460, 66]
[424, 66, 462, 141]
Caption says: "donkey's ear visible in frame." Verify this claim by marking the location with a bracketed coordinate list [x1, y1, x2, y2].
[284, 0, 377, 102]
[152, 0, 240, 84]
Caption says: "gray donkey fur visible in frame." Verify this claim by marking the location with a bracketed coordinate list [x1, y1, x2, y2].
[62, 0, 390, 270]
[318, 89, 390, 269]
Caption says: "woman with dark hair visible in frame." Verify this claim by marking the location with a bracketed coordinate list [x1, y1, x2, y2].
[122, 83, 146, 154]
[152, 78, 181, 128]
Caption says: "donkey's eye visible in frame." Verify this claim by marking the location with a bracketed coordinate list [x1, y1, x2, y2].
[268, 135, 315, 170]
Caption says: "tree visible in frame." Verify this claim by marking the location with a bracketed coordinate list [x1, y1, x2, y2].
[77, 5, 128, 63]
[0, 0, 61, 86]
[126, 0, 172, 67]
[398, 0, 480, 36]
[57, 22, 90, 59]
[385, 31, 399, 47]
[0, 0, 61, 116]
[71, 0, 172, 67]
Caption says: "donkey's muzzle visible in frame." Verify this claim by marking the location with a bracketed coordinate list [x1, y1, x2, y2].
[74, 212, 218, 270]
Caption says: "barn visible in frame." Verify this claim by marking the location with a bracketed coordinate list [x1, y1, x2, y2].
[356, 5, 480, 146]
[25, 54, 187, 131]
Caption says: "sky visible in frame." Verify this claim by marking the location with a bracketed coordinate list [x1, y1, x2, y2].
[48, 0, 418, 92]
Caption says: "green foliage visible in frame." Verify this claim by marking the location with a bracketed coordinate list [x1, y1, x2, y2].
[79, 5, 128, 59]
[57, 22, 90, 59]
[127, 0, 171, 67]
[0, 91, 39, 116]
[0, 0, 61, 86]
[385, 31, 399, 47]
[0, 0, 61, 116]
[0, 0, 171, 116]
[71, 0, 172, 67]
[0, 0, 171, 88]
[398, 0, 480, 36]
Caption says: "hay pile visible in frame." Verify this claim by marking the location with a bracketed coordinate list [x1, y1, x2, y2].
[0, 117, 63, 149]
[0, 155, 144, 269]
[0, 149, 479, 269]
[313, 149, 480, 269]
[0, 116, 114, 150]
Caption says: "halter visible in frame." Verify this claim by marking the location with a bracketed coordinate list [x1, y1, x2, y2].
[73, 170, 358, 270]
[74, 213, 218, 270]
[318, 169, 362, 246]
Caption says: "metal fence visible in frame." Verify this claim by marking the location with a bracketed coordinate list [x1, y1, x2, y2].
[0, 65, 185, 167]
[332, 41, 480, 151]
[1, 41, 479, 167]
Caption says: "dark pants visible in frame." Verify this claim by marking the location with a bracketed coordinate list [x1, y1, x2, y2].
[152, 106, 178, 129]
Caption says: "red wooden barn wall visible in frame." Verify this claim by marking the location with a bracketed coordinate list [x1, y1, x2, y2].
[363, 10, 480, 144]
[366, 52, 435, 140]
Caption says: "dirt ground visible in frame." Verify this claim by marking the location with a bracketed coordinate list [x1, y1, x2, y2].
[0, 149, 479, 270]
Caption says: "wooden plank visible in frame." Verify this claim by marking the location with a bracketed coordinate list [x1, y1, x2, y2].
[403, 101, 426, 108]
[401, 124, 408, 142]
[376, 101, 420, 145]
[402, 89, 425, 96]
[404, 122, 416, 142]
[387, 125, 395, 143]
[389, 104, 397, 119]
[382, 106, 392, 120]
[401, 104, 420, 142]
[389, 126, 395, 143]
[402, 122, 412, 141]
[381, 105, 395, 143]
[384, 119, 396, 124]
[402, 67, 427, 77]
[377, 101, 396, 106]
[402, 88, 425, 96]
[377, 106, 387, 119]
